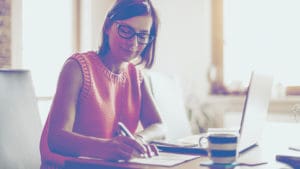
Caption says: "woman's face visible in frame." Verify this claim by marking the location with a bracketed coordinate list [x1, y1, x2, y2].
[107, 15, 153, 62]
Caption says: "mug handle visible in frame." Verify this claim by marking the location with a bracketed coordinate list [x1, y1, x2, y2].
[198, 133, 209, 148]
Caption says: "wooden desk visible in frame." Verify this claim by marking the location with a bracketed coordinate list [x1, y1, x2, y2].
[64, 122, 300, 169]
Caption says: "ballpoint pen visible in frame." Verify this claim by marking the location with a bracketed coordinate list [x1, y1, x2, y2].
[289, 146, 300, 152]
[118, 122, 136, 139]
[118, 122, 158, 157]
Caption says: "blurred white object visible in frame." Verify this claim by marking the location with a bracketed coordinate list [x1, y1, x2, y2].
[144, 71, 193, 140]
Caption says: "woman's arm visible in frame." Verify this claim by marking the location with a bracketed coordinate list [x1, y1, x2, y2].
[47, 59, 145, 160]
[137, 76, 167, 142]
[47, 59, 84, 156]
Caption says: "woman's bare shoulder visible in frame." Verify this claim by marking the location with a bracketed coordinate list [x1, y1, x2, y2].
[56, 58, 83, 91]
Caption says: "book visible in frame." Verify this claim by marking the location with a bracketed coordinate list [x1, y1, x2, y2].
[276, 155, 300, 168]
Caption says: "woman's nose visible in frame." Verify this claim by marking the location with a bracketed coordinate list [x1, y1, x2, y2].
[128, 35, 139, 47]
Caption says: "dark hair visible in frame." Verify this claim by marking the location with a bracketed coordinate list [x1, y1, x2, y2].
[98, 0, 159, 69]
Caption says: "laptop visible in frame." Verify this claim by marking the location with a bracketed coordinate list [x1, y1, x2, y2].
[154, 71, 273, 155]
[237, 71, 273, 153]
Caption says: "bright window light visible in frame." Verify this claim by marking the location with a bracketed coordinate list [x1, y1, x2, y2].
[22, 0, 73, 97]
[223, 0, 300, 87]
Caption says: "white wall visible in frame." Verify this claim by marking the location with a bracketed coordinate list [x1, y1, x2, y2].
[81, 0, 212, 105]
[79, 1, 115, 52]
[152, 0, 211, 104]
[11, 0, 23, 68]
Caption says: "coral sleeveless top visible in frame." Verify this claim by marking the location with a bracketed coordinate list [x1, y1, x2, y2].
[40, 51, 143, 168]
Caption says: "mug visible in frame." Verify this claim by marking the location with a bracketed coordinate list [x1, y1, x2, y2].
[199, 132, 239, 164]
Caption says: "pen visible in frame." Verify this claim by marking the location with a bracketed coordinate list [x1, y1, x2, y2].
[118, 122, 136, 139]
[118, 122, 148, 158]
[118, 122, 158, 157]
[289, 146, 300, 152]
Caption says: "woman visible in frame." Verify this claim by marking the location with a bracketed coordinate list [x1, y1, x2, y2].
[40, 0, 166, 168]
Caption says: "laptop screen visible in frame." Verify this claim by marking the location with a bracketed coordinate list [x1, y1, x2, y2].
[238, 72, 273, 153]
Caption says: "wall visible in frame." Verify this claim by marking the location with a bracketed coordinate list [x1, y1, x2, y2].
[152, 0, 211, 104]
[79, 1, 114, 52]
[0, 0, 11, 67]
[80, 0, 212, 106]
[11, 0, 22, 68]
[0, 0, 22, 68]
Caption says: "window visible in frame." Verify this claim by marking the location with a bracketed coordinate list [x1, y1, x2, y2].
[22, 0, 77, 97]
[22, 0, 79, 123]
[211, 0, 300, 96]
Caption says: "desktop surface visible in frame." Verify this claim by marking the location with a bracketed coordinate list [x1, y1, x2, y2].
[64, 122, 300, 169]
[65, 157, 203, 169]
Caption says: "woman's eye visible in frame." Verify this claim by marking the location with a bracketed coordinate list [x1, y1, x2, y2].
[120, 26, 134, 34]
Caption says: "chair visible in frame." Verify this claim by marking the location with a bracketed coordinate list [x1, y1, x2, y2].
[144, 71, 193, 140]
[0, 69, 42, 169]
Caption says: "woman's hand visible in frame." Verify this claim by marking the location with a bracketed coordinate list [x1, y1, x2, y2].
[97, 136, 147, 161]
[134, 134, 159, 157]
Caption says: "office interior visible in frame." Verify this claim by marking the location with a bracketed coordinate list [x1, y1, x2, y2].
[1, 0, 300, 136]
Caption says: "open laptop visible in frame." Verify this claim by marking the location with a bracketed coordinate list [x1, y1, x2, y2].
[237, 71, 273, 153]
[154, 71, 273, 155]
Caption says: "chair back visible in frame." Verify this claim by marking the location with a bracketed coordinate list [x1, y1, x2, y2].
[0, 69, 42, 169]
[144, 71, 193, 140]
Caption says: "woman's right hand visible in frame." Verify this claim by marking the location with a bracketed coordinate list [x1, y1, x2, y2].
[97, 135, 147, 161]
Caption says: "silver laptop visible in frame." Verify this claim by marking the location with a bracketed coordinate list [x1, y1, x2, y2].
[154, 71, 273, 155]
[237, 71, 273, 153]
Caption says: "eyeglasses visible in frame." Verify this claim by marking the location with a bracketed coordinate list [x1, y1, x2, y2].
[114, 22, 154, 45]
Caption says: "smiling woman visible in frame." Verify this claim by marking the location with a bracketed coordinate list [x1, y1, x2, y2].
[40, 0, 166, 168]
[104, 15, 154, 66]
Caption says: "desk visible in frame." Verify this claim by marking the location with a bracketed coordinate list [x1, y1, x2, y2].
[64, 122, 300, 169]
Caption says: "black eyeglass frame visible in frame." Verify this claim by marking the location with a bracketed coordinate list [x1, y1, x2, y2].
[114, 22, 155, 45]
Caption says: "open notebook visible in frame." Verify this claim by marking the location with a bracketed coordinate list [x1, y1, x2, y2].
[153, 71, 273, 155]
[76, 152, 199, 167]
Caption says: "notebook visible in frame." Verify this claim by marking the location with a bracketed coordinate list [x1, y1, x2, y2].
[77, 152, 199, 167]
[154, 71, 273, 155]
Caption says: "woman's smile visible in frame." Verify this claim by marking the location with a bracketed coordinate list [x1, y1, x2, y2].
[120, 45, 139, 57]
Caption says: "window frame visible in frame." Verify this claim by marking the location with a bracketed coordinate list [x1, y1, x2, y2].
[211, 0, 226, 95]
[211, 0, 300, 96]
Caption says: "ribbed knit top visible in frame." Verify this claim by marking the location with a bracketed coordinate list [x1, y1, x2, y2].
[70, 51, 142, 137]
[40, 51, 143, 168]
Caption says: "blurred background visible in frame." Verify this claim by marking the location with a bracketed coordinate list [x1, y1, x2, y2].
[1, 0, 300, 133]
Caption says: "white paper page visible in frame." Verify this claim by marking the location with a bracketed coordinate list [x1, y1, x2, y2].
[79, 152, 199, 167]
[127, 152, 199, 166]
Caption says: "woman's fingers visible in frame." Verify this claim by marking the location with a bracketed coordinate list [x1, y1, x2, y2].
[119, 136, 147, 154]
[110, 136, 159, 161]
[114, 136, 146, 158]
[144, 144, 159, 157]
[149, 144, 159, 156]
